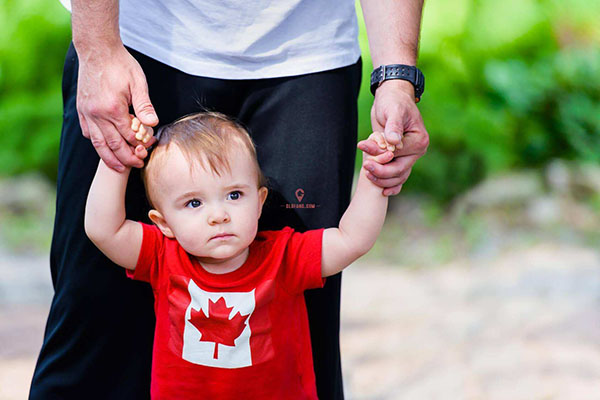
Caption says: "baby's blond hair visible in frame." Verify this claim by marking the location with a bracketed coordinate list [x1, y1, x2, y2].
[141, 111, 267, 209]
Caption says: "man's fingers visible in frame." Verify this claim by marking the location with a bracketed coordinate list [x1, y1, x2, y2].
[78, 111, 91, 139]
[369, 150, 395, 164]
[383, 184, 403, 197]
[92, 119, 144, 169]
[133, 144, 148, 160]
[390, 128, 429, 158]
[391, 107, 428, 157]
[383, 108, 405, 146]
[363, 154, 419, 181]
[87, 121, 125, 172]
[111, 115, 140, 146]
[111, 136, 145, 169]
[131, 76, 158, 127]
[366, 167, 412, 190]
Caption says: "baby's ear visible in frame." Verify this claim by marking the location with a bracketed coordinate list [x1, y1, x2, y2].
[148, 209, 175, 238]
[257, 186, 269, 218]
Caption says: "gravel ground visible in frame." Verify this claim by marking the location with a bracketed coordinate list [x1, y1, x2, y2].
[1, 242, 600, 400]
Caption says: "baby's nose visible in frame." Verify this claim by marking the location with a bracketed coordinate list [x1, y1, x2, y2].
[208, 207, 230, 224]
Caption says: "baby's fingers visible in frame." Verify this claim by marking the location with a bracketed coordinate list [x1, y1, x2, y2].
[135, 124, 147, 141]
[358, 138, 386, 156]
[368, 132, 387, 149]
[369, 131, 397, 153]
[134, 144, 148, 161]
[131, 119, 154, 143]
[131, 115, 141, 132]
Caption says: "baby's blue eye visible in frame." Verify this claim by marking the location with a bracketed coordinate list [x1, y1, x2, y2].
[186, 199, 202, 208]
[228, 191, 242, 200]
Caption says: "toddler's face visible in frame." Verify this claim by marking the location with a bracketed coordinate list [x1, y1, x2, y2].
[149, 145, 267, 271]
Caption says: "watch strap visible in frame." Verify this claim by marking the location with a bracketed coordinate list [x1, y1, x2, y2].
[370, 64, 425, 101]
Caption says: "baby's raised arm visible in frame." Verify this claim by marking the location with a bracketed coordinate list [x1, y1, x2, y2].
[321, 132, 396, 277]
[84, 118, 153, 270]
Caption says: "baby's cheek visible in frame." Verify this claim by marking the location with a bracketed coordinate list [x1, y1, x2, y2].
[239, 211, 260, 238]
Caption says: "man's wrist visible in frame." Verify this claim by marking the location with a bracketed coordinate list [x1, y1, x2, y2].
[73, 36, 124, 58]
[376, 79, 415, 100]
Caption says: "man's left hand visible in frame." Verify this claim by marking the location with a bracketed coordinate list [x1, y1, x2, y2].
[359, 79, 429, 196]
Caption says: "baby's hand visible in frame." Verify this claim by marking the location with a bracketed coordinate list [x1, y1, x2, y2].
[358, 131, 397, 166]
[131, 115, 154, 144]
[130, 115, 154, 163]
[371, 130, 398, 153]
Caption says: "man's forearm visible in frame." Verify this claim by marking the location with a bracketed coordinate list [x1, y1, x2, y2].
[72, 0, 122, 53]
[359, 0, 424, 67]
[338, 168, 388, 256]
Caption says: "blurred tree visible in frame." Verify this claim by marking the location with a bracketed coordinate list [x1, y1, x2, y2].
[0, 0, 70, 181]
[358, 0, 600, 202]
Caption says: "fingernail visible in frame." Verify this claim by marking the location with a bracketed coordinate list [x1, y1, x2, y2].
[394, 132, 402, 142]
[366, 164, 374, 172]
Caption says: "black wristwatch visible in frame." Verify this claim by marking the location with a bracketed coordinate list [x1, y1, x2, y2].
[370, 64, 425, 102]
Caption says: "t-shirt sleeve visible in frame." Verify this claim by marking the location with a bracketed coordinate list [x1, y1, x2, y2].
[126, 222, 163, 286]
[279, 228, 325, 294]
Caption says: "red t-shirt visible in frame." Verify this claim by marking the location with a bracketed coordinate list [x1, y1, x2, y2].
[128, 223, 325, 399]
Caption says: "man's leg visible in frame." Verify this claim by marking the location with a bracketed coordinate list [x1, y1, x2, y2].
[29, 44, 156, 399]
[238, 58, 363, 399]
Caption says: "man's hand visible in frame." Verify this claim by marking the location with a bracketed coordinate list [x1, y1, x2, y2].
[76, 45, 158, 172]
[359, 79, 429, 196]
[357, 131, 396, 194]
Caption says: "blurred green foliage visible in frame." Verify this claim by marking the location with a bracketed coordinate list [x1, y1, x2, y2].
[358, 0, 600, 202]
[0, 0, 70, 181]
[1, 0, 599, 203]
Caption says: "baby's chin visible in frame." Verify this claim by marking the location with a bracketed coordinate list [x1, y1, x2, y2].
[182, 230, 258, 257]
[188, 242, 249, 261]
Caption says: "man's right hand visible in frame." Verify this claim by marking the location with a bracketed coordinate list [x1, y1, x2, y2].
[76, 44, 158, 171]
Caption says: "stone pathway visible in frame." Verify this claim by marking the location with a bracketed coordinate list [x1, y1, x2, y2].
[1, 243, 600, 399]
[0, 248, 51, 400]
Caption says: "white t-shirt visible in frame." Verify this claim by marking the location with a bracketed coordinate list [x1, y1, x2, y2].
[59, 0, 361, 79]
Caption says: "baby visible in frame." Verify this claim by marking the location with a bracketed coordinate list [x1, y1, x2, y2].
[84, 111, 397, 399]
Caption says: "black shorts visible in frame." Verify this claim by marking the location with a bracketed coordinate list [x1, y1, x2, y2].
[29, 43, 362, 400]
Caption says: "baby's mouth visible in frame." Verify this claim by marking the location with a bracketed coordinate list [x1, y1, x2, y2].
[210, 233, 234, 240]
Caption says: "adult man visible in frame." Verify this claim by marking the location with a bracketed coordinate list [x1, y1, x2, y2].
[30, 0, 428, 398]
